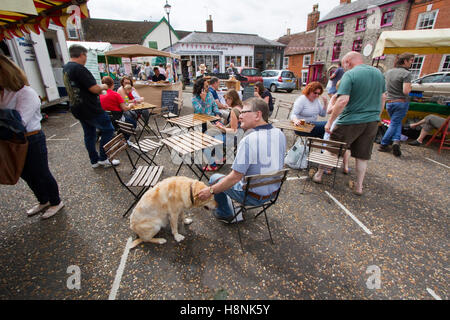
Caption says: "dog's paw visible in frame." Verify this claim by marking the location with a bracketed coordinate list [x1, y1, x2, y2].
[184, 218, 193, 225]
[155, 238, 167, 244]
[174, 233, 185, 242]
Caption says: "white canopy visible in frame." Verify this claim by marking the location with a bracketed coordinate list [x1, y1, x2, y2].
[372, 28, 450, 58]
[67, 41, 113, 53]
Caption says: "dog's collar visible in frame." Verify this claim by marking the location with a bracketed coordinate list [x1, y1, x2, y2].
[190, 182, 195, 205]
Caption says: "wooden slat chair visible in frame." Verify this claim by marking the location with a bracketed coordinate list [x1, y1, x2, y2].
[425, 116, 450, 154]
[103, 133, 164, 217]
[271, 99, 294, 122]
[230, 169, 289, 251]
[115, 121, 163, 168]
[302, 137, 348, 192]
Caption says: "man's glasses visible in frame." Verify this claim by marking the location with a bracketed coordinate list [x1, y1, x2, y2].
[240, 109, 255, 114]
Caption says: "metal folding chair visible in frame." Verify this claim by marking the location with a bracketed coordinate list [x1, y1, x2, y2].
[272, 99, 294, 121]
[229, 169, 289, 251]
[425, 116, 450, 154]
[103, 133, 164, 217]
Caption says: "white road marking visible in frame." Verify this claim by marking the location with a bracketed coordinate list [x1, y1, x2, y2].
[47, 138, 69, 141]
[287, 176, 307, 181]
[426, 288, 442, 300]
[109, 237, 132, 300]
[46, 134, 56, 140]
[70, 121, 80, 127]
[325, 191, 373, 235]
[425, 157, 450, 169]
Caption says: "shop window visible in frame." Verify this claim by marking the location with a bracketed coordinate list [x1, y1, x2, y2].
[352, 39, 363, 52]
[335, 22, 344, 35]
[332, 42, 342, 61]
[381, 10, 395, 26]
[355, 17, 366, 31]
[416, 10, 438, 30]
[303, 55, 311, 67]
[283, 57, 289, 69]
[410, 56, 424, 79]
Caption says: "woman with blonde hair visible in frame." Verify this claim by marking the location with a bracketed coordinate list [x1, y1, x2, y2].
[0, 54, 63, 219]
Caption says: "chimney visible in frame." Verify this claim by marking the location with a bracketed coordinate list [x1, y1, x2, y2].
[287, 28, 291, 36]
[307, 4, 320, 31]
[206, 15, 213, 33]
[340, 0, 351, 4]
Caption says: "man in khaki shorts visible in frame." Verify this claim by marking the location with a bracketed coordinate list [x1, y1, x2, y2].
[313, 52, 386, 195]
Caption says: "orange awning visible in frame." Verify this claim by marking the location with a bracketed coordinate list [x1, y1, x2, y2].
[0, 0, 89, 41]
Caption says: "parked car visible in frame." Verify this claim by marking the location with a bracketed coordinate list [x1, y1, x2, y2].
[236, 67, 263, 87]
[411, 72, 450, 97]
[261, 69, 297, 93]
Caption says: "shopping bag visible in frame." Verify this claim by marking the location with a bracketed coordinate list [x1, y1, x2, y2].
[0, 137, 28, 185]
[284, 138, 309, 170]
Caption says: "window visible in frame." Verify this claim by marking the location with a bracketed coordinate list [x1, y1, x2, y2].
[241, 68, 261, 76]
[440, 55, 450, 71]
[281, 71, 295, 78]
[419, 74, 444, 83]
[443, 74, 450, 83]
[416, 10, 438, 29]
[245, 56, 253, 67]
[352, 39, 363, 52]
[332, 42, 342, 61]
[381, 10, 395, 26]
[67, 23, 78, 39]
[225, 56, 242, 67]
[355, 17, 367, 31]
[148, 41, 158, 49]
[303, 54, 311, 67]
[301, 70, 308, 85]
[410, 56, 424, 79]
[335, 22, 344, 35]
[283, 56, 289, 69]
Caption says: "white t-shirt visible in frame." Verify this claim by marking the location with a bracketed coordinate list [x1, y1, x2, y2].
[0, 86, 42, 132]
[290, 95, 326, 122]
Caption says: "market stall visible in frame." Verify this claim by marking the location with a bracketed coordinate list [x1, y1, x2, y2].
[372, 29, 450, 121]
[105, 45, 182, 107]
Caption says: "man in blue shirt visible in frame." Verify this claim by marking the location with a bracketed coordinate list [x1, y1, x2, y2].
[197, 97, 286, 223]
[208, 76, 231, 122]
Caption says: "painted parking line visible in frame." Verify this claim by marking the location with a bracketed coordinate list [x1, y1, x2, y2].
[70, 121, 80, 127]
[425, 157, 450, 169]
[46, 134, 56, 140]
[426, 288, 442, 300]
[109, 237, 132, 300]
[325, 191, 373, 235]
[287, 176, 307, 181]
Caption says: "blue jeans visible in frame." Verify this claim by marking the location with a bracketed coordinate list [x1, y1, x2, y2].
[209, 173, 271, 219]
[79, 112, 114, 164]
[381, 102, 409, 146]
[21, 131, 61, 206]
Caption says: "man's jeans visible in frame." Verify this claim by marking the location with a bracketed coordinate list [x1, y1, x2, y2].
[381, 102, 409, 146]
[79, 112, 114, 164]
[210, 173, 271, 219]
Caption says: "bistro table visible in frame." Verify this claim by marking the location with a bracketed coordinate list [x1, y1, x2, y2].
[161, 131, 223, 181]
[129, 102, 158, 139]
[273, 119, 316, 148]
[166, 113, 221, 131]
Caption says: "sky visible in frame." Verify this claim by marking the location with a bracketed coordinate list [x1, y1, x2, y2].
[86, 0, 339, 40]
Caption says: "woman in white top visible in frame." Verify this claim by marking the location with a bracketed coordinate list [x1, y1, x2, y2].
[0, 54, 63, 219]
[290, 81, 328, 138]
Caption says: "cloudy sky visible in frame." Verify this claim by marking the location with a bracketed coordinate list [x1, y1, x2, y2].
[87, 0, 339, 40]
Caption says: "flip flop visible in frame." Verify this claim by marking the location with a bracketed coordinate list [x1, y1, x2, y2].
[343, 168, 351, 175]
[348, 180, 363, 196]
[205, 165, 218, 172]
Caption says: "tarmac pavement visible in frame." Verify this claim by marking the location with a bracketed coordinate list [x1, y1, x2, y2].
[0, 89, 448, 300]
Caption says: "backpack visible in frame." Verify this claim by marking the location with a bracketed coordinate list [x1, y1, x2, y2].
[284, 138, 309, 170]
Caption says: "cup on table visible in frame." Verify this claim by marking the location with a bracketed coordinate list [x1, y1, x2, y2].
[299, 119, 306, 126]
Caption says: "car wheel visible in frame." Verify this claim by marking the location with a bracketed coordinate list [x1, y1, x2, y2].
[286, 89, 293, 93]
[270, 84, 277, 93]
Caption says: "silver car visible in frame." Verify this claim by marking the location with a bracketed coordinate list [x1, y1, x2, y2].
[261, 69, 297, 93]
[411, 72, 450, 97]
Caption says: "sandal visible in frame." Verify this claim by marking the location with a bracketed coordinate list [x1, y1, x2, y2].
[204, 165, 218, 172]
[348, 180, 363, 196]
[343, 168, 351, 175]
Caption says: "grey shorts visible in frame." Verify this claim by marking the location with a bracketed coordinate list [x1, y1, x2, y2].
[330, 121, 379, 160]
[423, 115, 447, 132]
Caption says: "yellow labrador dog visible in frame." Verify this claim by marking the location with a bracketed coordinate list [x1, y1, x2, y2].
[130, 176, 217, 248]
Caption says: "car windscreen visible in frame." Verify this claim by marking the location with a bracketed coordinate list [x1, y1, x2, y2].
[281, 71, 295, 78]
[242, 69, 262, 76]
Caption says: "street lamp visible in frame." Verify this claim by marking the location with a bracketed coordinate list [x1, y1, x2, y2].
[164, 0, 173, 52]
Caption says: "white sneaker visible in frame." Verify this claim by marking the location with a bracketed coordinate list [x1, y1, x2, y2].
[91, 162, 100, 168]
[27, 202, 50, 217]
[41, 202, 65, 220]
[97, 159, 120, 167]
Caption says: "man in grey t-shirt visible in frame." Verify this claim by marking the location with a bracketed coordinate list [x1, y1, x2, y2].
[378, 53, 415, 157]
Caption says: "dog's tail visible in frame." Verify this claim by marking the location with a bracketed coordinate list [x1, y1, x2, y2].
[130, 238, 143, 249]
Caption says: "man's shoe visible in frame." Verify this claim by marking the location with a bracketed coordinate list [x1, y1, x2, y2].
[392, 143, 401, 157]
[27, 202, 50, 217]
[91, 162, 100, 168]
[378, 144, 390, 152]
[97, 159, 120, 167]
[408, 140, 422, 146]
[41, 202, 65, 220]
[215, 211, 244, 224]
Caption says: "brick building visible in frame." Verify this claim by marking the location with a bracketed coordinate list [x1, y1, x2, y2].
[403, 0, 450, 78]
[314, 0, 411, 81]
[278, 5, 319, 85]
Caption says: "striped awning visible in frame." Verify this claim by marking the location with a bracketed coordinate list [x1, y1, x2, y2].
[0, 0, 89, 42]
